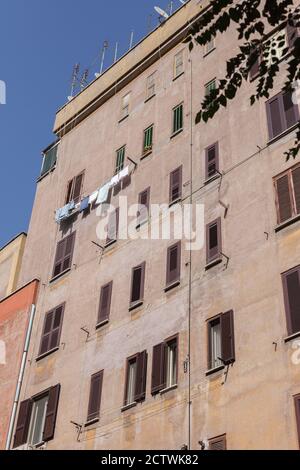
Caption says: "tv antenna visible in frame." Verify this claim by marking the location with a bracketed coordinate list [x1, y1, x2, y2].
[80, 69, 89, 90]
[68, 63, 80, 101]
[95, 40, 109, 78]
[154, 6, 169, 22]
[129, 30, 134, 50]
[114, 42, 119, 63]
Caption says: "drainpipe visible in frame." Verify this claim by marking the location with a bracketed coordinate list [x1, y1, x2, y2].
[5, 303, 36, 450]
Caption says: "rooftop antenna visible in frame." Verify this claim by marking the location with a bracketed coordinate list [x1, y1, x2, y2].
[80, 69, 89, 91]
[68, 63, 80, 101]
[95, 40, 109, 78]
[168, 1, 174, 15]
[179, 0, 186, 4]
[154, 6, 169, 22]
[129, 30, 134, 50]
[147, 14, 153, 33]
[114, 42, 119, 63]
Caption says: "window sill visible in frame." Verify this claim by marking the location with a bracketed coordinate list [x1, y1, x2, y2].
[144, 94, 156, 104]
[96, 319, 109, 330]
[206, 365, 225, 376]
[121, 402, 137, 412]
[30, 441, 46, 449]
[50, 268, 71, 284]
[169, 198, 182, 208]
[173, 71, 184, 82]
[36, 347, 59, 362]
[129, 300, 144, 312]
[164, 280, 180, 293]
[105, 239, 117, 249]
[204, 174, 221, 185]
[284, 331, 300, 343]
[203, 47, 216, 58]
[140, 150, 153, 161]
[118, 114, 129, 124]
[267, 122, 299, 146]
[275, 214, 300, 233]
[84, 418, 99, 427]
[205, 258, 222, 271]
[170, 128, 183, 140]
[160, 384, 178, 395]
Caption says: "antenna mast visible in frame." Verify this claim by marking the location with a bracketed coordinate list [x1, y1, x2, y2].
[95, 40, 109, 78]
[68, 63, 80, 101]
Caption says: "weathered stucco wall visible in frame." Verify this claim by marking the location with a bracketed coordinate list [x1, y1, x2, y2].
[0, 233, 27, 300]
[16, 0, 300, 450]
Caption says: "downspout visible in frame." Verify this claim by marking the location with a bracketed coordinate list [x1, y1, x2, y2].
[5, 303, 36, 450]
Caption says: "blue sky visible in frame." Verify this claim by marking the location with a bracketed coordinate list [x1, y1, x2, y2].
[0, 0, 185, 247]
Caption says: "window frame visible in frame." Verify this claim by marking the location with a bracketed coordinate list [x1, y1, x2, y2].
[120, 93, 130, 121]
[115, 146, 126, 174]
[51, 232, 76, 281]
[65, 171, 84, 205]
[124, 354, 139, 407]
[266, 90, 299, 141]
[37, 303, 65, 359]
[146, 72, 156, 101]
[174, 50, 184, 79]
[129, 261, 146, 310]
[206, 217, 222, 266]
[172, 103, 184, 136]
[27, 394, 49, 448]
[282, 265, 300, 338]
[143, 125, 154, 155]
[274, 163, 300, 226]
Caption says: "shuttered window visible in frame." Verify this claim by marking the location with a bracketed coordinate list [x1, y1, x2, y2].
[294, 394, 300, 449]
[166, 241, 181, 288]
[106, 208, 119, 245]
[208, 311, 235, 370]
[266, 91, 299, 140]
[13, 385, 60, 448]
[151, 336, 178, 395]
[115, 146, 125, 174]
[205, 142, 219, 180]
[143, 125, 153, 154]
[282, 266, 300, 336]
[172, 104, 183, 134]
[130, 262, 146, 308]
[174, 50, 184, 78]
[206, 218, 222, 264]
[38, 304, 65, 357]
[97, 281, 113, 326]
[137, 188, 150, 226]
[169, 166, 182, 204]
[274, 164, 300, 225]
[87, 371, 103, 422]
[52, 232, 76, 279]
[124, 351, 147, 406]
[65, 172, 84, 204]
[120, 93, 130, 120]
[146, 73, 156, 100]
[41, 144, 58, 177]
[208, 434, 227, 450]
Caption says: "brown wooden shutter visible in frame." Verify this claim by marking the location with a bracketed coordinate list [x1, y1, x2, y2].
[283, 91, 299, 129]
[39, 304, 64, 356]
[169, 166, 182, 203]
[276, 174, 293, 223]
[106, 208, 119, 244]
[292, 167, 300, 215]
[282, 267, 300, 336]
[13, 399, 33, 448]
[65, 179, 73, 204]
[130, 262, 145, 305]
[98, 281, 112, 324]
[72, 173, 84, 204]
[151, 343, 166, 394]
[134, 350, 148, 402]
[205, 143, 219, 179]
[43, 384, 60, 442]
[266, 95, 284, 139]
[166, 242, 181, 286]
[209, 435, 226, 450]
[294, 395, 300, 449]
[52, 239, 66, 278]
[87, 371, 103, 422]
[52, 233, 75, 278]
[137, 188, 150, 225]
[206, 218, 221, 264]
[221, 310, 235, 365]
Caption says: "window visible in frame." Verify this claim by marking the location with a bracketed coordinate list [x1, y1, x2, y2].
[266, 90, 299, 140]
[40, 144, 58, 177]
[38, 304, 65, 358]
[130, 262, 146, 309]
[106, 208, 119, 246]
[65, 172, 84, 205]
[204, 37, 215, 55]
[282, 266, 300, 337]
[205, 142, 219, 180]
[151, 336, 178, 394]
[87, 371, 103, 423]
[120, 93, 130, 120]
[124, 351, 147, 406]
[137, 188, 150, 226]
[169, 166, 182, 204]
[205, 79, 216, 97]
[166, 241, 181, 289]
[146, 73, 156, 100]
[97, 282, 113, 326]
[13, 385, 60, 448]
[115, 146, 125, 174]
[207, 311, 235, 371]
[206, 218, 222, 265]
[208, 434, 227, 450]
[52, 232, 76, 279]
[294, 394, 300, 449]
[172, 103, 183, 135]
[274, 164, 300, 225]
[143, 125, 154, 154]
[174, 50, 184, 78]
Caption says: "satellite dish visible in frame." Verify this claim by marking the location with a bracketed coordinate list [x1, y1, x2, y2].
[154, 6, 169, 19]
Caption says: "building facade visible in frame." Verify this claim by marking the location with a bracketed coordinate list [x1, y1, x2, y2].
[0, 233, 27, 301]
[9, 0, 300, 450]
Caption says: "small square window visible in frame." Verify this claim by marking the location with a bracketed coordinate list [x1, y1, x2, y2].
[146, 73, 156, 100]
[174, 51, 184, 78]
[172, 104, 183, 134]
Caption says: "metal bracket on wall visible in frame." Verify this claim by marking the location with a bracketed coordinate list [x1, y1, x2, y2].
[70, 421, 83, 442]
[221, 252, 230, 269]
[127, 156, 138, 169]
[80, 326, 90, 341]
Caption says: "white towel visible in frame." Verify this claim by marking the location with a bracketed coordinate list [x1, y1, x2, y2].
[96, 182, 111, 204]
[89, 190, 99, 204]
[110, 174, 120, 187]
[119, 166, 129, 180]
